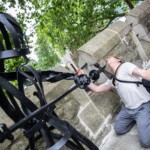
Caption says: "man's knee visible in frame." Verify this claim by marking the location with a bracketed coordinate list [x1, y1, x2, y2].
[140, 136, 150, 148]
[114, 117, 135, 135]
[114, 123, 127, 135]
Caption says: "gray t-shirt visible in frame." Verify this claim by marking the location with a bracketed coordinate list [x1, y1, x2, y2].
[106, 62, 150, 109]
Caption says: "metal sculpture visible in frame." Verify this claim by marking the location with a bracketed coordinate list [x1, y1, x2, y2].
[0, 13, 99, 150]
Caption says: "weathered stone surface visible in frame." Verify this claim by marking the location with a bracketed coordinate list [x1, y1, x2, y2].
[8, 135, 28, 150]
[106, 32, 140, 62]
[0, 108, 22, 150]
[100, 125, 150, 150]
[131, 31, 148, 61]
[0, 108, 14, 126]
[136, 1, 150, 11]
[126, 1, 150, 44]
[141, 33, 150, 42]
[95, 122, 112, 147]
[79, 101, 104, 134]
[128, 6, 148, 17]
[71, 88, 90, 106]
[126, 6, 149, 26]
[141, 16, 150, 32]
[90, 91, 120, 118]
[43, 80, 81, 128]
[107, 21, 131, 39]
[132, 23, 149, 38]
[7, 135, 47, 150]
[78, 51, 97, 69]
[78, 29, 120, 65]
[78, 22, 141, 70]
[140, 40, 150, 58]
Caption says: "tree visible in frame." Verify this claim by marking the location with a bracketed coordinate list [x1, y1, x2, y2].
[124, 0, 144, 9]
[0, 0, 143, 70]
[124, 0, 135, 9]
[32, 0, 142, 69]
[34, 31, 60, 70]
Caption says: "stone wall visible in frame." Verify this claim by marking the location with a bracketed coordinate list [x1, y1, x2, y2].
[1, 0, 150, 149]
[77, 0, 150, 148]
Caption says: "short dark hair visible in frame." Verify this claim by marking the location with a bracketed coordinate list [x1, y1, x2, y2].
[105, 56, 123, 63]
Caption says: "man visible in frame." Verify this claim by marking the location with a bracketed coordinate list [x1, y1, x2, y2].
[77, 56, 150, 148]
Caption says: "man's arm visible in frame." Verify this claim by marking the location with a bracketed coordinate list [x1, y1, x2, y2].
[76, 68, 112, 93]
[132, 67, 150, 80]
[88, 82, 112, 93]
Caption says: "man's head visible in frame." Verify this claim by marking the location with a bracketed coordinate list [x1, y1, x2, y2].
[105, 56, 122, 73]
[105, 56, 121, 64]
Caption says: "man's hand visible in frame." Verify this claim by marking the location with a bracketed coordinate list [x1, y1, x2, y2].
[74, 74, 91, 89]
[76, 68, 84, 76]
[74, 67, 90, 89]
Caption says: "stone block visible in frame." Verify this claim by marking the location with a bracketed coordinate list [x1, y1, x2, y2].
[140, 39, 150, 58]
[106, 32, 141, 63]
[91, 91, 120, 118]
[126, 1, 150, 27]
[8, 135, 29, 150]
[133, 24, 149, 38]
[45, 80, 90, 107]
[148, 22, 150, 32]
[45, 80, 74, 101]
[148, 32, 150, 39]
[0, 108, 17, 149]
[145, 5, 150, 15]
[78, 101, 104, 134]
[140, 34, 150, 42]
[140, 0, 150, 17]
[71, 88, 90, 106]
[145, 0, 150, 4]
[100, 126, 148, 150]
[78, 29, 120, 66]
[137, 45, 148, 61]
[131, 31, 148, 61]
[136, 1, 150, 11]
[115, 135, 145, 150]
[107, 21, 131, 39]
[126, 8, 148, 26]
[78, 51, 97, 69]
[140, 17, 150, 32]
[0, 108, 14, 126]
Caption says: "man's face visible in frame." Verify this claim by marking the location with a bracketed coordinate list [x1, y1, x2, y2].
[105, 56, 120, 67]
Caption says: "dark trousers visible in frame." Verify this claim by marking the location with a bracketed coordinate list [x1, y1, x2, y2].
[114, 101, 150, 148]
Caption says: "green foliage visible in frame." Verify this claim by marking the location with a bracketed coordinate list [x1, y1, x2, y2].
[31, 0, 141, 69]
[34, 31, 60, 70]
[34, 0, 125, 52]
[0, 0, 143, 70]
[4, 57, 24, 72]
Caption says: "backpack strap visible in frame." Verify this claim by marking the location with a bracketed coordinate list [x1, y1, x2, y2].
[112, 63, 124, 86]
[112, 62, 142, 86]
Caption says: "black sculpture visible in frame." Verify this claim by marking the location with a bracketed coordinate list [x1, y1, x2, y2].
[0, 13, 99, 150]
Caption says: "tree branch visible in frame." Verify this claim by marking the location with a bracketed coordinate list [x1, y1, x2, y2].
[124, 0, 134, 9]
[93, 13, 126, 34]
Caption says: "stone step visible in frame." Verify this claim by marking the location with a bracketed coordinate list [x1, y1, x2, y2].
[100, 125, 150, 150]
